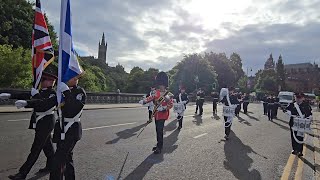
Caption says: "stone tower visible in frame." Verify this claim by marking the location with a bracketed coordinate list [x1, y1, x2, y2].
[264, 53, 275, 70]
[98, 32, 107, 63]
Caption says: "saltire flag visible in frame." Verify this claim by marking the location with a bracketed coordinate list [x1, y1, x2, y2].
[32, 0, 54, 89]
[57, 0, 84, 105]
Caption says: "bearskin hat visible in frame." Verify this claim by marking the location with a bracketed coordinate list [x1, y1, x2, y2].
[155, 71, 169, 87]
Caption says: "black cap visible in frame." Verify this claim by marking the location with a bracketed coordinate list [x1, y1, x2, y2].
[41, 72, 57, 81]
[155, 72, 169, 87]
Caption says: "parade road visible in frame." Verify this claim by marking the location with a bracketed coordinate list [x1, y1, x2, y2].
[0, 103, 317, 180]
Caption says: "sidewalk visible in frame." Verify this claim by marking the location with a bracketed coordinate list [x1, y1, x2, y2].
[0, 103, 142, 113]
[313, 111, 320, 179]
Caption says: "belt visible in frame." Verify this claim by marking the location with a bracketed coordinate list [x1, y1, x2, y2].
[33, 107, 55, 128]
[61, 110, 82, 140]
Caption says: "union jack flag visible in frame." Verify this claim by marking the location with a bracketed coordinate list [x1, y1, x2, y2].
[32, 0, 54, 88]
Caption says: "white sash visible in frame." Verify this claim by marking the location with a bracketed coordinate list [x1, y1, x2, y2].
[291, 102, 312, 143]
[223, 94, 236, 127]
[61, 109, 83, 140]
[33, 107, 55, 128]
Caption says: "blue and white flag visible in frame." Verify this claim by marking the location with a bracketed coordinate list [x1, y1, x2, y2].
[58, 0, 84, 104]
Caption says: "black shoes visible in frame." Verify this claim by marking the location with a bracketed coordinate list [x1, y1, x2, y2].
[224, 135, 229, 140]
[152, 146, 162, 154]
[8, 173, 26, 180]
[178, 126, 182, 130]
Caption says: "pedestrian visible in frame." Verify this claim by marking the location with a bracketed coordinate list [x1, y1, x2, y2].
[146, 86, 156, 121]
[142, 72, 173, 154]
[174, 86, 189, 130]
[273, 96, 279, 119]
[235, 92, 242, 116]
[197, 88, 205, 116]
[263, 95, 268, 115]
[267, 95, 275, 121]
[284, 93, 312, 156]
[211, 91, 219, 115]
[242, 93, 250, 114]
[0, 71, 58, 180]
[220, 87, 239, 140]
[50, 76, 86, 180]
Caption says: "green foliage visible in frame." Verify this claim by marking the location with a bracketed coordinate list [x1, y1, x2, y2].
[255, 69, 278, 94]
[230, 52, 245, 82]
[276, 55, 286, 90]
[0, 45, 32, 89]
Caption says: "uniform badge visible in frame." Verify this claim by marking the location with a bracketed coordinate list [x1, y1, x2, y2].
[49, 94, 56, 98]
[76, 93, 83, 101]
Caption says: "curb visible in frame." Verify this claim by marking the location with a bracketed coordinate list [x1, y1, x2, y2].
[313, 112, 320, 180]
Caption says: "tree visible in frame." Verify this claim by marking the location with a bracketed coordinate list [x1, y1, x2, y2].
[169, 53, 218, 94]
[0, 45, 32, 88]
[276, 55, 285, 91]
[254, 69, 278, 94]
[230, 52, 245, 82]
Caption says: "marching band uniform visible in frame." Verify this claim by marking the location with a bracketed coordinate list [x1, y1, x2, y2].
[284, 93, 312, 156]
[197, 88, 205, 116]
[50, 80, 86, 180]
[220, 88, 239, 140]
[235, 93, 242, 116]
[143, 72, 173, 154]
[263, 95, 268, 115]
[174, 87, 189, 130]
[4, 72, 57, 180]
[242, 93, 250, 114]
[273, 97, 280, 118]
[211, 92, 219, 114]
[267, 96, 275, 121]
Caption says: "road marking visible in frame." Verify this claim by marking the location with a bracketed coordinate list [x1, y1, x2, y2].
[294, 144, 307, 180]
[193, 133, 208, 139]
[281, 154, 296, 180]
[83, 122, 137, 131]
[7, 119, 29, 122]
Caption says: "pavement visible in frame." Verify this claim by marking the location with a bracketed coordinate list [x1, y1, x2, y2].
[0, 103, 319, 180]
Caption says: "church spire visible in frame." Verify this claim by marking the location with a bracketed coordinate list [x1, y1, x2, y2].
[101, 32, 105, 46]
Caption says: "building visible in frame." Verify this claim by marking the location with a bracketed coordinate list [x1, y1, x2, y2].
[264, 54, 275, 70]
[80, 33, 107, 64]
[284, 62, 320, 93]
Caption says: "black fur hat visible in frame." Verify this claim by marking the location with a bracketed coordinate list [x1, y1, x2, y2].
[155, 71, 169, 87]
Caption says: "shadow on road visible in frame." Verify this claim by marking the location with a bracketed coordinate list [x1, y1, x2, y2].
[237, 116, 252, 126]
[270, 120, 290, 131]
[192, 115, 203, 126]
[105, 123, 147, 144]
[123, 129, 180, 180]
[246, 113, 260, 121]
[27, 172, 49, 180]
[212, 114, 220, 120]
[223, 131, 262, 179]
[164, 119, 178, 133]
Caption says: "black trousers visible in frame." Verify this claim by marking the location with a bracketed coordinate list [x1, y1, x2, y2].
[263, 103, 268, 115]
[50, 136, 78, 180]
[235, 104, 241, 115]
[198, 101, 204, 115]
[273, 105, 278, 117]
[224, 117, 232, 136]
[177, 116, 183, 128]
[148, 110, 152, 120]
[19, 126, 54, 175]
[213, 102, 217, 114]
[243, 102, 249, 114]
[195, 103, 199, 113]
[267, 104, 274, 120]
[154, 120, 165, 149]
[290, 128, 303, 153]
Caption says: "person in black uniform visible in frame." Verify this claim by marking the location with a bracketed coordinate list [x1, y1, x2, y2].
[220, 87, 239, 140]
[211, 91, 219, 115]
[284, 93, 312, 156]
[235, 92, 242, 116]
[195, 89, 200, 114]
[267, 96, 275, 121]
[174, 86, 189, 130]
[197, 88, 205, 116]
[50, 76, 86, 180]
[242, 93, 250, 114]
[263, 95, 268, 115]
[273, 96, 280, 119]
[0, 72, 57, 180]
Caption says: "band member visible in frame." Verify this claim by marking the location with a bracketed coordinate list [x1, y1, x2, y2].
[284, 93, 312, 156]
[220, 87, 239, 140]
[211, 91, 219, 114]
[146, 86, 156, 120]
[0, 72, 58, 180]
[242, 93, 250, 114]
[196, 88, 205, 116]
[273, 96, 280, 119]
[195, 89, 200, 114]
[267, 95, 275, 121]
[142, 72, 173, 154]
[263, 95, 268, 115]
[50, 76, 86, 180]
[174, 86, 189, 130]
[235, 92, 242, 116]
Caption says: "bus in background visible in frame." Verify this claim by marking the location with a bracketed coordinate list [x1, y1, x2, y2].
[278, 91, 294, 109]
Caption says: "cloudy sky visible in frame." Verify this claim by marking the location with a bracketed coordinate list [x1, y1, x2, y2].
[37, 0, 320, 73]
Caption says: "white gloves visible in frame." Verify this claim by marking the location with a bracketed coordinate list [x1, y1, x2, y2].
[15, 100, 27, 109]
[139, 100, 145, 105]
[285, 110, 291, 116]
[58, 82, 69, 92]
[31, 88, 39, 96]
[182, 101, 187, 104]
[157, 106, 167, 112]
[0, 93, 11, 100]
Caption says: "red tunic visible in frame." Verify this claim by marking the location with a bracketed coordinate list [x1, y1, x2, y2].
[145, 90, 173, 120]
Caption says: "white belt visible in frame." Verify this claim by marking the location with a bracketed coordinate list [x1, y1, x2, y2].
[61, 110, 82, 140]
[33, 107, 55, 128]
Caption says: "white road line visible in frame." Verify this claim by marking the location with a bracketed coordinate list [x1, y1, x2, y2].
[83, 122, 137, 131]
[193, 133, 208, 139]
[7, 119, 29, 122]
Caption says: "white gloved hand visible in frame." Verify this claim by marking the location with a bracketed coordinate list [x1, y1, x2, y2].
[58, 82, 69, 92]
[285, 110, 292, 116]
[139, 100, 144, 105]
[0, 93, 11, 100]
[182, 101, 187, 104]
[31, 88, 39, 96]
[15, 100, 28, 109]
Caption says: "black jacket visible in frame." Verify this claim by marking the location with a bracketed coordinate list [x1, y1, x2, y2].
[174, 92, 189, 108]
[285, 101, 312, 127]
[220, 94, 239, 106]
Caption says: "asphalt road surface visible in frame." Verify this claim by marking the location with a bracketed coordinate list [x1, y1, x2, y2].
[0, 103, 315, 180]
